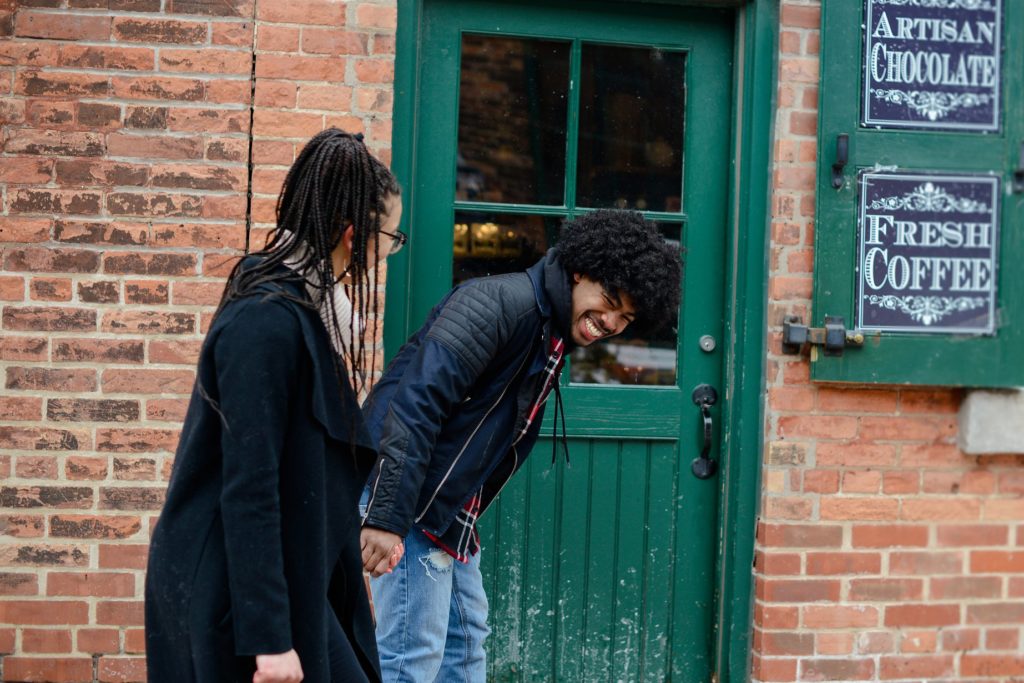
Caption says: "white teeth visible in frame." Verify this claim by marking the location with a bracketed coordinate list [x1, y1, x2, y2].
[584, 316, 602, 338]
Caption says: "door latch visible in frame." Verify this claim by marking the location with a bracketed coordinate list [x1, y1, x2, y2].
[782, 315, 864, 357]
[831, 134, 849, 189]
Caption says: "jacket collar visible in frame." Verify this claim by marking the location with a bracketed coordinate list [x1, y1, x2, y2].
[527, 249, 576, 352]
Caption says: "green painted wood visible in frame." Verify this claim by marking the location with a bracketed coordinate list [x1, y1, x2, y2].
[813, 0, 1024, 386]
[391, 0, 738, 679]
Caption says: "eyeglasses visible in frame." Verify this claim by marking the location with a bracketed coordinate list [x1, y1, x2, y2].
[379, 229, 407, 256]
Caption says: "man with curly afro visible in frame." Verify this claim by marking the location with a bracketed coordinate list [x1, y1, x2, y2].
[359, 209, 681, 682]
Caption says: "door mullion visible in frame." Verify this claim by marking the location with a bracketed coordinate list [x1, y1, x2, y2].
[564, 39, 582, 215]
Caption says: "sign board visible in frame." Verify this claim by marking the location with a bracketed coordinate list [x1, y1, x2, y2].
[863, 0, 1002, 132]
[857, 171, 999, 333]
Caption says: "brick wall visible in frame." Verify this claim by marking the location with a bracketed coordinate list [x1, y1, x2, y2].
[753, 2, 1024, 681]
[0, 0, 395, 680]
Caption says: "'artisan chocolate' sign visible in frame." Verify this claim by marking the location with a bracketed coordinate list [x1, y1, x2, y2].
[863, 0, 1002, 131]
[857, 172, 999, 333]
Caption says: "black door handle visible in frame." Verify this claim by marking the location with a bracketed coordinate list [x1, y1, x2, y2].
[1013, 141, 1024, 194]
[831, 134, 849, 189]
[690, 384, 718, 479]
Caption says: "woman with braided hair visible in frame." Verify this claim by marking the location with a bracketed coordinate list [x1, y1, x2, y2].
[145, 129, 404, 683]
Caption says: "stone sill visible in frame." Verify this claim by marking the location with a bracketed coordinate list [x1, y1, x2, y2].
[958, 389, 1024, 455]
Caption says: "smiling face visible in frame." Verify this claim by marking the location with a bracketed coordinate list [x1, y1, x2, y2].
[569, 274, 637, 347]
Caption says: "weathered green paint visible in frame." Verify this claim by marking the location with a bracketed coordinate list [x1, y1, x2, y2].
[813, 0, 1024, 386]
[389, 0, 774, 680]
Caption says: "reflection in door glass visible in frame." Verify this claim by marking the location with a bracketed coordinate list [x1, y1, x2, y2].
[570, 223, 681, 386]
[457, 35, 570, 206]
[577, 45, 686, 213]
[451, 212, 560, 286]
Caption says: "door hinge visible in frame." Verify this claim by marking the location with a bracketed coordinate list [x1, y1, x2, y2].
[782, 315, 864, 357]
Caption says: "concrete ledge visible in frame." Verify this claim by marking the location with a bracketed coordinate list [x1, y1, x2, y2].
[958, 389, 1024, 454]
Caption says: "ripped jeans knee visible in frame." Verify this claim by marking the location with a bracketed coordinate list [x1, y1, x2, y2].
[418, 548, 454, 581]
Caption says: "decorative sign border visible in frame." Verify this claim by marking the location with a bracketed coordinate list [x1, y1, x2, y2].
[862, 0, 1002, 131]
[856, 171, 999, 334]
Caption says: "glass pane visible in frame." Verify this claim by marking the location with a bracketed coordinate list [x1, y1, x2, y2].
[452, 212, 560, 286]
[570, 223, 682, 386]
[456, 35, 570, 205]
[576, 44, 686, 213]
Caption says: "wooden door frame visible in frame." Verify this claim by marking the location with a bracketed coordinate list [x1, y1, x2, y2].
[385, 1, 777, 679]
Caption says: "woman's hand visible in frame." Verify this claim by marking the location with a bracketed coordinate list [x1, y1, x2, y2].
[254, 649, 303, 683]
[360, 527, 404, 577]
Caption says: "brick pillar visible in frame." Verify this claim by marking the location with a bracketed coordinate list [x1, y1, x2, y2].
[752, 2, 1024, 681]
[0, 1, 394, 680]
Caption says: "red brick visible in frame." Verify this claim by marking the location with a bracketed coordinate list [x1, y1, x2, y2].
[879, 655, 954, 679]
[806, 552, 881, 575]
[302, 28, 368, 56]
[59, 44, 154, 71]
[941, 628, 980, 651]
[23, 628, 73, 653]
[112, 17, 207, 43]
[856, 631, 894, 655]
[15, 455, 58, 479]
[761, 631, 813, 656]
[256, 0, 344, 24]
[0, 600, 89, 624]
[817, 388, 898, 413]
[0, 218, 52, 242]
[802, 469, 839, 494]
[985, 628, 1019, 650]
[820, 497, 899, 521]
[96, 600, 144, 626]
[780, 4, 820, 29]
[255, 53, 346, 81]
[0, 397, 43, 421]
[55, 160, 148, 187]
[253, 108, 324, 138]
[882, 471, 919, 494]
[760, 604, 799, 629]
[901, 498, 981, 522]
[937, 528, 1007, 548]
[108, 192, 205, 218]
[124, 280, 169, 305]
[257, 25, 298, 51]
[209, 19, 252, 46]
[966, 602, 1024, 624]
[125, 105, 168, 129]
[207, 137, 249, 162]
[106, 132, 203, 160]
[900, 388, 961, 414]
[9, 189, 102, 215]
[99, 544, 149, 569]
[355, 58, 394, 84]
[970, 551, 1024, 573]
[841, 470, 881, 493]
[49, 517, 142, 542]
[983, 498, 1024, 520]
[102, 368, 195, 394]
[97, 429, 179, 454]
[65, 457, 109, 481]
[752, 656, 797, 682]
[206, 78, 251, 104]
[148, 339, 203, 364]
[5, 248, 100, 273]
[168, 0, 252, 17]
[30, 278, 72, 301]
[0, 514, 46, 538]
[761, 578, 839, 603]
[890, 551, 963, 575]
[16, 72, 110, 99]
[151, 162, 246, 190]
[56, 221, 148, 246]
[77, 102, 122, 128]
[54, 339, 144, 364]
[0, 572, 39, 595]
[48, 571, 136, 598]
[849, 578, 923, 602]
[103, 252, 197, 275]
[297, 83, 354, 110]
[371, 33, 395, 56]
[800, 658, 874, 681]
[16, 10, 111, 40]
[885, 604, 960, 627]
[77, 628, 120, 654]
[760, 523, 843, 548]
[0, 157, 54, 184]
[166, 107, 248, 133]
[146, 398, 190, 422]
[777, 415, 857, 439]
[961, 654, 1024, 677]
[114, 457, 157, 481]
[101, 310, 195, 335]
[803, 605, 878, 629]
[160, 48, 250, 74]
[3, 656, 93, 682]
[98, 656, 148, 683]
[923, 470, 995, 494]
[6, 366, 97, 392]
[768, 386, 814, 412]
[851, 524, 928, 548]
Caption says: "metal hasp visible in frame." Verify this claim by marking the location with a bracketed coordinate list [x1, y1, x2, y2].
[782, 315, 865, 357]
[690, 384, 718, 480]
[1014, 142, 1024, 194]
[831, 134, 849, 189]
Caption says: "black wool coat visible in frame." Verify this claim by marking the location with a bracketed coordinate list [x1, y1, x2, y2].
[145, 269, 381, 683]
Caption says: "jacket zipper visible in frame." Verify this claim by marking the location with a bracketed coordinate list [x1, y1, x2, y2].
[413, 348, 533, 524]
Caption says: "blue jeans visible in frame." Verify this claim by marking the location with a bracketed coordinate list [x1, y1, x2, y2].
[369, 528, 490, 682]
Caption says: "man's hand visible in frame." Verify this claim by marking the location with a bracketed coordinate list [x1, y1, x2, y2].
[361, 527, 404, 577]
[253, 649, 303, 683]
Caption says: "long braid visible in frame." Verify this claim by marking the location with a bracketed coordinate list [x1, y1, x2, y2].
[216, 127, 400, 403]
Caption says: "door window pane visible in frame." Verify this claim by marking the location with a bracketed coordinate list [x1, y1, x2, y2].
[457, 35, 570, 206]
[569, 223, 681, 386]
[452, 212, 560, 285]
[576, 45, 686, 213]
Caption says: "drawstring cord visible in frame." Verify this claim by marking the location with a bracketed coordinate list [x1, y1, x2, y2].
[550, 380, 570, 468]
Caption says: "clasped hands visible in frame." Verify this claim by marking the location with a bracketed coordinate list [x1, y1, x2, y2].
[360, 526, 405, 577]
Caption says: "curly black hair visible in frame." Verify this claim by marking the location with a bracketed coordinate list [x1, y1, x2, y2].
[553, 209, 682, 335]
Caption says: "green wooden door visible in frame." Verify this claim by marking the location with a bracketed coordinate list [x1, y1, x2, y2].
[389, 1, 734, 679]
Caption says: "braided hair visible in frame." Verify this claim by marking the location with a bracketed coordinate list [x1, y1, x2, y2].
[218, 128, 401, 396]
